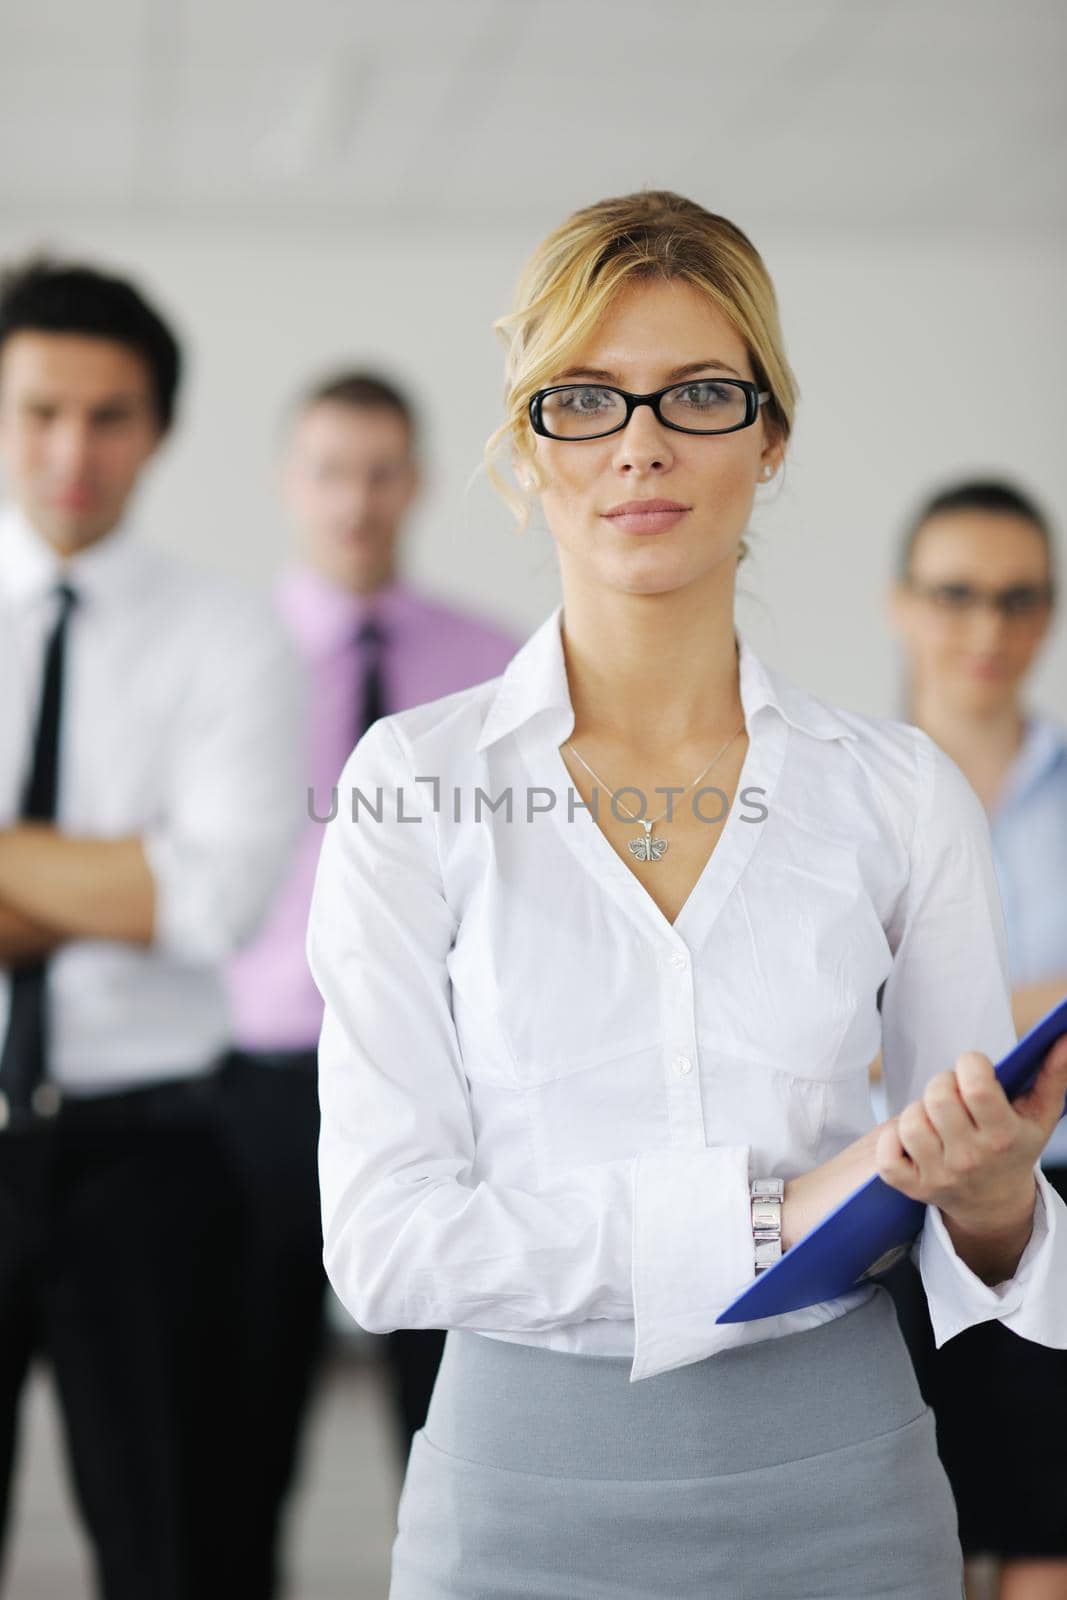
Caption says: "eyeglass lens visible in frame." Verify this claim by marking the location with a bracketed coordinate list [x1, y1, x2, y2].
[538, 381, 750, 438]
[918, 582, 1052, 619]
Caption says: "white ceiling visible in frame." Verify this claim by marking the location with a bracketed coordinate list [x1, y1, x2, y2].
[1, 0, 1064, 229]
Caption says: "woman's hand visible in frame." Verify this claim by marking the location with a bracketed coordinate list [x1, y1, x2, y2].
[873, 1036, 1067, 1282]
[781, 1120, 889, 1252]
[781, 1036, 1067, 1266]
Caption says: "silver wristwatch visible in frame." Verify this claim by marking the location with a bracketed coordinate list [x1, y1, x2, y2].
[750, 1177, 784, 1273]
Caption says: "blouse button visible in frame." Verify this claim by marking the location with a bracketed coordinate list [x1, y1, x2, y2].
[669, 952, 688, 970]
[673, 1054, 693, 1076]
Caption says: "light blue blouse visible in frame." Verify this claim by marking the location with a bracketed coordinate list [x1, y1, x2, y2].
[988, 715, 1067, 1168]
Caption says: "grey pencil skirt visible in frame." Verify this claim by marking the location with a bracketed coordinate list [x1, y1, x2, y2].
[389, 1288, 965, 1600]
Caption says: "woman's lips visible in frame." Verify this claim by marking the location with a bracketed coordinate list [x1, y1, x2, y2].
[602, 501, 690, 535]
[965, 656, 1009, 679]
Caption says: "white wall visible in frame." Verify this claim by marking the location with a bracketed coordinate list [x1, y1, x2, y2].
[1, 212, 1064, 720]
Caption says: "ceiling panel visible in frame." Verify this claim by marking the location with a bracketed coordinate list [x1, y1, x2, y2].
[0, 0, 1062, 227]
[3, 0, 144, 53]
[0, 63, 142, 202]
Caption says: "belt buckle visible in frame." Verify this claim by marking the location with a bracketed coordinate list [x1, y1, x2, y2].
[0, 1083, 64, 1131]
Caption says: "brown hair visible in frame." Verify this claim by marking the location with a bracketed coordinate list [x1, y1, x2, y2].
[296, 368, 418, 453]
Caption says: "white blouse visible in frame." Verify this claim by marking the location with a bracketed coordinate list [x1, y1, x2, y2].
[307, 603, 1066, 1383]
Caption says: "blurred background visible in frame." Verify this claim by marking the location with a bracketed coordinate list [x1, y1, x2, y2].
[1, 1, 1064, 1595]
[2, 0, 1065, 709]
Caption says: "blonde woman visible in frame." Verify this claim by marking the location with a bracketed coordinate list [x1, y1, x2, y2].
[306, 191, 1067, 1599]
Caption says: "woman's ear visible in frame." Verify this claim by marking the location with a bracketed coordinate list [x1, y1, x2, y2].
[886, 581, 912, 639]
[758, 445, 784, 483]
[756, 416, 786, 482]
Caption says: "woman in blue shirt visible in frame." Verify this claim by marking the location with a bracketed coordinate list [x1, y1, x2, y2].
[888, 477, 1067, 1600]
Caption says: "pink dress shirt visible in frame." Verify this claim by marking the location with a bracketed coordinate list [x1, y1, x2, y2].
[225, 565, 520, 1050]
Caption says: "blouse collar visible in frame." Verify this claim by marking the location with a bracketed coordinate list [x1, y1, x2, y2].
[475, 602, 858, 754]
[992, 714, 1067, 816]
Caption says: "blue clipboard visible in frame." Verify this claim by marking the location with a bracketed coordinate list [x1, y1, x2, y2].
[716, 995, 1067, 1325]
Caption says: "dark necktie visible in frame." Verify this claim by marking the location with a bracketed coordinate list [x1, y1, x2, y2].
[355, 616, 387, 742]
[0, 580, 79, 1125]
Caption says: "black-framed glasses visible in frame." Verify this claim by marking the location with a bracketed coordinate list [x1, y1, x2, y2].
[903, 578, 1055, 620]
[529, 379, 770, 441]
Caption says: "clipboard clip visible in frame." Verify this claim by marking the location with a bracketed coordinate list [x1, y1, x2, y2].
[859, 1243, 910, 1281]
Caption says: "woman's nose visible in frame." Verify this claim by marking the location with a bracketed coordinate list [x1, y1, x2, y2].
[967, 601, 1011, 645]
[610, 406, 675, 473]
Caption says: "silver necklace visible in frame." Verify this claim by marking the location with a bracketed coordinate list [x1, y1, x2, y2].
[564, 719, 746, 865]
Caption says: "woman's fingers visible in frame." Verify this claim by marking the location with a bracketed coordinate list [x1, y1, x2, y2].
[880, 1054, 1019, 1198]
[896, 1096, 944, 1178]
[920, 1069, 983, 1174]
[875, 1119, 924, 1199]
[1013, 1034, 1067, 1133]
[951, 1051, 1017, 1152]
[874, 1046, 1062, 1231]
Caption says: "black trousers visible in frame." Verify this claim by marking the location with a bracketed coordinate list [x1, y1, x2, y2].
[0, 1072, 243, 1600]
[383, 1325, 447, 1465]
[884, 1164, 1067, 1559]
[214, 1051, 329, 1599]
[218, 1049, 445, 1596]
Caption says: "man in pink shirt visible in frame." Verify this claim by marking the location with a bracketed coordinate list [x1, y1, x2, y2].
[223, 371, 519, 1596]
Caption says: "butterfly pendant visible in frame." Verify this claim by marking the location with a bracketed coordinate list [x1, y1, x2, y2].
[628, 821, 668, 863]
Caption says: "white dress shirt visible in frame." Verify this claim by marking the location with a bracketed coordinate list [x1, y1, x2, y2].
[307, 602, 1067, 1383]
[0, 505, 306, 1091]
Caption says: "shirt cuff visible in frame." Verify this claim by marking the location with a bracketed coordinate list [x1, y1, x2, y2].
[142, 824, 203, 962]
[142, 823, 289, 967]
[919, 1168, 1067, 1350]
[630, 1145, 752, 1382]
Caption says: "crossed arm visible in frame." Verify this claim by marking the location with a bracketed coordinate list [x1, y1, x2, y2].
[0, 822, 155, 966]
[0, 903, 60, 965]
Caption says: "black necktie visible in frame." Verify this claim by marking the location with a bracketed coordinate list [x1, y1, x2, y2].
[0, 581, 79, 1124]
[355, 617, 387, 742]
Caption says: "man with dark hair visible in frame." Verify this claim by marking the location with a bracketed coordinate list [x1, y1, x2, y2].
[0, 256, 182, 431]
[223, 367, 519, 1594]
[0, 257, 304, 1598]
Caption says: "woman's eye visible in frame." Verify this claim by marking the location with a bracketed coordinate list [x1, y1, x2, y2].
[1002, 587, 1045, 615]
[676, 382, 732, 408]
[560, 387, 613, 413]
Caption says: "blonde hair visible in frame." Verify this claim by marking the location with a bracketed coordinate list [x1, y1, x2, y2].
[485, 189, 798, 553]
